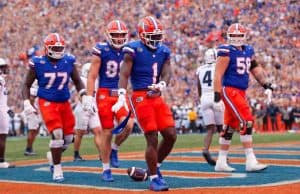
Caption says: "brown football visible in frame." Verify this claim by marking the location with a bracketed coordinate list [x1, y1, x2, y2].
[127, 167, 148, 181]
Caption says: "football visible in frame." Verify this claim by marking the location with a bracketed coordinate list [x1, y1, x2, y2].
[127, 167, 148, 181]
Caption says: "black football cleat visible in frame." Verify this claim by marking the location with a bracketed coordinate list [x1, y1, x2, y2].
[202, 151, 216, 166]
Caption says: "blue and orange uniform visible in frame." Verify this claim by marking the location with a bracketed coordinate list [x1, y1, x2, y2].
[92, 42, 129, 129]
[123, 40, 174, 132]
[29, 54, 76, 135]
[217, 44, 254, 131]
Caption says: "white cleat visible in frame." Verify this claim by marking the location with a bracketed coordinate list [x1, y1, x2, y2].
[0, 162, 15, 168]
[53, 164, 64, 182]
[53, 173, 64, 182]
[246, 162, 268, 172]
[215, 160, 236, 172]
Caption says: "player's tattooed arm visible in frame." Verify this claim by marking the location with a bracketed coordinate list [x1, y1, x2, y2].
[250, 61, 268, 86]
[118, 53, 133, 89]
[160, 58, 171, 85]
[71, 65, 85, 94]
[22, 68, 36, 100]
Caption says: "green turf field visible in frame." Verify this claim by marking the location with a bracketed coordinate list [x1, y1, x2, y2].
[5, 132, 300, 162]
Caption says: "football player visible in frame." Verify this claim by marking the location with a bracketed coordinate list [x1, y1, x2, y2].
[22, 33, 86, 182]
[73, 62, 102, 161]
[83, 20, 134, 182]
[196, 48, 224, 166]
[23, 80, 41, 156]
[114, 16, 177, 191]
[214, 23, 274, 172]
[0, 58, 15, 168]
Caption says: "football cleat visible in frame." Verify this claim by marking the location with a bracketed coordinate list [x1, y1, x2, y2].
[73, 155, 85, 162]
[202, 151, 216, 166]
[149, 177, 169, 191]
[157, 167, 167, 185]
[215, 160, 236, 172]
[53, 174, 64, 183]
[246, 161, 268, 172]
[24, 150, 37, 156]
[52, 164, 64, 182]
[110, 149, 119, 168]
[102, 169, 114, 182]
[0, 162, 15, 168]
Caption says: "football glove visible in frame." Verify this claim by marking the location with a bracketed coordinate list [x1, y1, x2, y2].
[23, 99, 36, 115]
[111, 88, 128, 113]
[263, 83, 276, 104]
[147, 81, 166, 92]
[82, 95, 96, 115]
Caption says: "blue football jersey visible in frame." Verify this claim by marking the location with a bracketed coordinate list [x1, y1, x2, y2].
[92, 42, 124, 89]
[122, 40, 170, 90]
[217, 44, 254, 90]
[29, 54, 75, 102]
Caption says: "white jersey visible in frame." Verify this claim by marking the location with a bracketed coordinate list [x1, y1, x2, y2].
[0, 75, 9, 134]
[196, 63, 216, 99]
[197, 63, 223, 126]
[0, 76, 8, 109]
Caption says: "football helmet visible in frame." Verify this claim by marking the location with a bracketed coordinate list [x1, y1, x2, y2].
[227, 23, 247, 46]
[81, 62, 91, 78]
[204, 48, 217, 64]
[0, 58, 9, 76]
[44, 33, 65, 59]
[138, 16, 164, 49]
[106, 20, 128, 49]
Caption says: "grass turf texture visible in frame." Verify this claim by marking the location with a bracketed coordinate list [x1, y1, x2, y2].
[5, 132, 300, 162]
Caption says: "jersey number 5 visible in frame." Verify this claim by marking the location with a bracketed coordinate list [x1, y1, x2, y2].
[236, 57, 251, 74]
[44, 72, 68, 90]
[203, 70, 212, 86]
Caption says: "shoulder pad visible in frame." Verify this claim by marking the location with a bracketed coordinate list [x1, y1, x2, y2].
[217, 44, 231, 57]
[65, 53, 76, 63]
[92, 42, 109, 56]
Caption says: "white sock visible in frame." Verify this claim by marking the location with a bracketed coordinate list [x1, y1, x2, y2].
[150, 175, 158, 181]
[218, 150, 228, 162]
[157, 163, 161, 168]
[245, 148, 257, 162]
[102, 163, 110, 171]
[111, 143, 119, 150]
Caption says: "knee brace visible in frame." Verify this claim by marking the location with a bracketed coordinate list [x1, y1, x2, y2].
[220, 125, 234, 140]
[49, 129, 64, 148]
[216, 125, 223, 133]
[240, 121, 253, 135]
[62, 134, 74, 150]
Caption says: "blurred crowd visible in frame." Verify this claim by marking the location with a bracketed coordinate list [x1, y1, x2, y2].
[0, 0, 299, 133]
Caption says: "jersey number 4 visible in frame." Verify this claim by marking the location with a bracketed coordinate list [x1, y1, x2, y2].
[44, 72, 68, 90]
[203, 70, 212, 86]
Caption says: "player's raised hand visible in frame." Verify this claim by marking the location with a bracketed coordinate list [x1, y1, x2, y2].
[112, 88, 128, 113]
[23, 99, 36, 115]
[147, 81, 166, 92]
